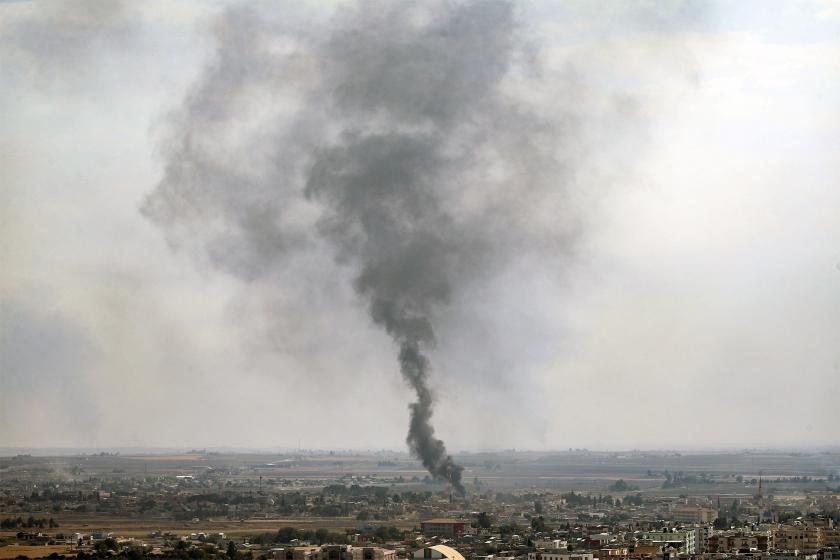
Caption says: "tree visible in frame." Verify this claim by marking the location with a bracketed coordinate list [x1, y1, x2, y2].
[476, 512, 492, 530]
[609, 480, 638, 492]
[499, 523, 521, 538]
[227, 541, 237, 560]
[623, 494, 643, 506]
[94, 539, 118, 554]
[534, 500, 543, 515]
[275, 528, 299, 543]
[531, 516, 546, 532]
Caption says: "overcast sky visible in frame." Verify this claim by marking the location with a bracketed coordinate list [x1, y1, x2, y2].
[1, 0, 839, 452]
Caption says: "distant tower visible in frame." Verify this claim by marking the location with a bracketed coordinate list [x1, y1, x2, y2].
[758, 475, 762, 498]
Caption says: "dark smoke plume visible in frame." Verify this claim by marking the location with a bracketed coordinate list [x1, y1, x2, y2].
[144, 0, 582, 493]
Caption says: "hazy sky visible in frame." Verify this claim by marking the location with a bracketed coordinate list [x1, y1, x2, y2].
[2, 0, 839, 451]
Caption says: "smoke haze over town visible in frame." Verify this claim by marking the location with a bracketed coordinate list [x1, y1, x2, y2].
[2, 0, 840, 455]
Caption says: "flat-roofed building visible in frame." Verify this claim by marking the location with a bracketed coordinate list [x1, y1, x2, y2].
[534, 540, 568, 551]
[671, 505, 718, 524]
[824, 528, 840, 548]
[639, 530, 696, 554]
[707, 532, 770, 553]
[773, 526, 822, 554]
[421, 519, 467, 539]
[629, 544, 660, 557]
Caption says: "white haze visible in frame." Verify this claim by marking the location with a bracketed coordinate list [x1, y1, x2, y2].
[1, 0, 839, 451]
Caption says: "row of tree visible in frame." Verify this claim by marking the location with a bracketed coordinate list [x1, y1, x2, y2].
[1, 516, 59, 529]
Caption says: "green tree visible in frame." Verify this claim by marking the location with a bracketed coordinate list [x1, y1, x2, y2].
[275, 528, 299, 543]
[499, 523, 521, 538]
[530, 516, 546, 532]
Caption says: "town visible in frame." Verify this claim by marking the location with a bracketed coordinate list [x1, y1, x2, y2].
[1, 450, 838, 560]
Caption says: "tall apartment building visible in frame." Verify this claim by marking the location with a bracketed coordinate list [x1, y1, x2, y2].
[684, 525, 711, 554]
[671, 505, 719, 524]
[706, 531, 770, 553]
[639, 530, 697, 554]
[824, 528, 840, 548]
[772, 525, 822, 554]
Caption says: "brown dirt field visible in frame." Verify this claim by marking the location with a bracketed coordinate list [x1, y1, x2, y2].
[0, 545, 74, 559]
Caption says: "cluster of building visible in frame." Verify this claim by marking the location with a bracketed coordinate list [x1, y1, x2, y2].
[2, 453, 840, 560]
[273, 544, 398, 560]
[414, 514, 840, 560]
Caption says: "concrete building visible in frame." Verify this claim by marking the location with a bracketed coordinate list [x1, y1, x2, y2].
[707, 531, 771, 553]
[685, 525, 710, 554]
[639, 530, 696, 554]
[420, 519, 467, 539]
[630, 544, 661, 556]
[824, 529, 840, 548]
[670, 505, 719, 524]
[589, 534, 612, 547]
[773, 525, 822, 554]
[534, 540, 568, 551]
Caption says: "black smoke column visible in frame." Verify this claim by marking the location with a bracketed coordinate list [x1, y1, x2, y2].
[144, 0, 554, 495]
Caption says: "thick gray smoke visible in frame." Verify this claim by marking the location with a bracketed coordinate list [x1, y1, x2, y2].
[144, 0, 583, 492]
